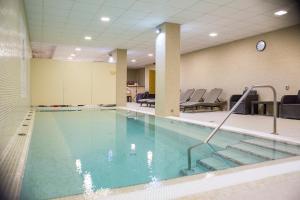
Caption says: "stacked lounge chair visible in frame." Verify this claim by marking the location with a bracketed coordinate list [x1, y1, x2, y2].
[141, 88, 195, 107]
[180, 89, 206, 110]
[181, 88, 226, 112]
[180, 89, 195, 104]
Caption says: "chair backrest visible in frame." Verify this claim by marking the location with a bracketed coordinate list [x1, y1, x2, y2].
[204, 88, 223, 103]
[189, 89, 206, 102]
[297, 90, 300, 103]
[143, 92, 150, 98]
[180, 89, 195, 102]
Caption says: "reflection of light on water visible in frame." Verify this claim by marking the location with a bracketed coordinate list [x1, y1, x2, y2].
[82, 172, 113, 199]
[145, 176, 162, 189]
[108, 150, 113, 162]
[83, 172, 94, 196]
[130, 143, 136, 155]
[205, 172, 215, 178]
[95, 188, 112, 196]
[75, 159, 82, 174]
[147, 151, 153, 168]
[131, 144, 136, 151]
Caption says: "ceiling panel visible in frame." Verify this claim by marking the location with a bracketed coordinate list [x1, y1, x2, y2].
[24, 0, 300, 68]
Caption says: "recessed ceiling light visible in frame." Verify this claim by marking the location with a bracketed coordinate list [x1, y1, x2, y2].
[75, 48, 81, 51]
[101, 17, 110, 22]
[148, 53, 153, 57]
[70, 54, 76, 57]
[108, 56, 114, 63]
[274, 10, 288, 16]
[84, 36, 92, 40]
[209, 32, 218, 37]
[131, 59, 136, 63]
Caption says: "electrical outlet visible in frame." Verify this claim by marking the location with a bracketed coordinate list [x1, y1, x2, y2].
[285, 85, 290, 90]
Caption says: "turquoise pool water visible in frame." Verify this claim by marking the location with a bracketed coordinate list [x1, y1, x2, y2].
[20, 110, 300, 199]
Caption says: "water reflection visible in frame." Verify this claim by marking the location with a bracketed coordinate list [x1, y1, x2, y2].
[147, 150, 153, 168]
[108, 150, 113, 162]
[83, 172, 94, 196]
[130, 143, 136, 155]
[145, 176, 161, 189]
[75, 159, 82, 175]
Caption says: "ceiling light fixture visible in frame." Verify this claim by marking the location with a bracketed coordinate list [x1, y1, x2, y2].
[75, 48, 81, 51]
[84, 36, 92, 40]
[131, 59, 136, 63]
[274, 10, 288, 16]
[101, 17, 110, 22]
[108, 55, 114, 63]
[156, 28, 161, 34]
[148, 53, 153, 57]
[209, 32, 218, 37]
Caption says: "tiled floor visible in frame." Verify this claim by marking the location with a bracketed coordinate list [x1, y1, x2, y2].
[181, 171, 300, 200]
[126, 103, 300, 141]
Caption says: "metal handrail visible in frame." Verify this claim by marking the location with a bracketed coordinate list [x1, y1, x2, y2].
[186, 85, 277, 170]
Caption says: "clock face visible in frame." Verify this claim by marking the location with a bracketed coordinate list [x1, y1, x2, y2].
[256, 40, 266, 51]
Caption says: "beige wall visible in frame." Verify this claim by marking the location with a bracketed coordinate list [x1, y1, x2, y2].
[181, 25, 300, 101]
[136, 68, 145, 86]
[127, 69, 137, 82]
[0, 0, 31, 153]
[31, 59, 116, 105]
[127, 68, 145, 86]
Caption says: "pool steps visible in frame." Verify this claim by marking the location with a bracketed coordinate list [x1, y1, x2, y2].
[241, 139, 300, 155]
[197, 154, 238, 170]
[184, 138, 300, 175]
[215, 148, 267, 165]
[228, 143, 292, 160]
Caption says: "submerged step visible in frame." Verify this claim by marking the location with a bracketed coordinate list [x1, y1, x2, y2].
[229, 143, 293, 160]
[180, 164, 211, 176]
[216, 148, 267, 165]
[242, 139, 300, 156]
[197, 155, 239, 171]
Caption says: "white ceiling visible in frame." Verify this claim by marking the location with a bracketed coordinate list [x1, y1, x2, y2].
[24, 0, 300, 68]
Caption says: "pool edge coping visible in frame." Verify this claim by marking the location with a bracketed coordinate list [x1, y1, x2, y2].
[119, 106, 300, 145]
[0, 110, 35, 200]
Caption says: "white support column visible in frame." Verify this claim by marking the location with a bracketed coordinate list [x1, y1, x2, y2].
[155, 22, 181, 116]
[113, 49, 127, 107]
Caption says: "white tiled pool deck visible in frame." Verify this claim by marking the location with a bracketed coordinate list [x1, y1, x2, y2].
[126, 102, 300, 142]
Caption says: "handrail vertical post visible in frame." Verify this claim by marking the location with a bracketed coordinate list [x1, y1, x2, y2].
[188, 148, 192, 170]
[273, 87, 277, 134]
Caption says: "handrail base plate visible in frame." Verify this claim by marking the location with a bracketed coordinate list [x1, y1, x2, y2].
[180, 168, 196, 176]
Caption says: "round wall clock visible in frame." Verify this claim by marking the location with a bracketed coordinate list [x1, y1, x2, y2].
[256, 40, 266, 52]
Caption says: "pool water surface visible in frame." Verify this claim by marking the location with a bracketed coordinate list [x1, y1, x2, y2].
[20, 110, 300, 199]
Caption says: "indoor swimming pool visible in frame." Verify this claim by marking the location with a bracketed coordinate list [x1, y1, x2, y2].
[20, 109, 300, 199]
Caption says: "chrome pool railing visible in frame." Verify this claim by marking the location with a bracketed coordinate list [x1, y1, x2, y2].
[186, 85, 278, 170]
